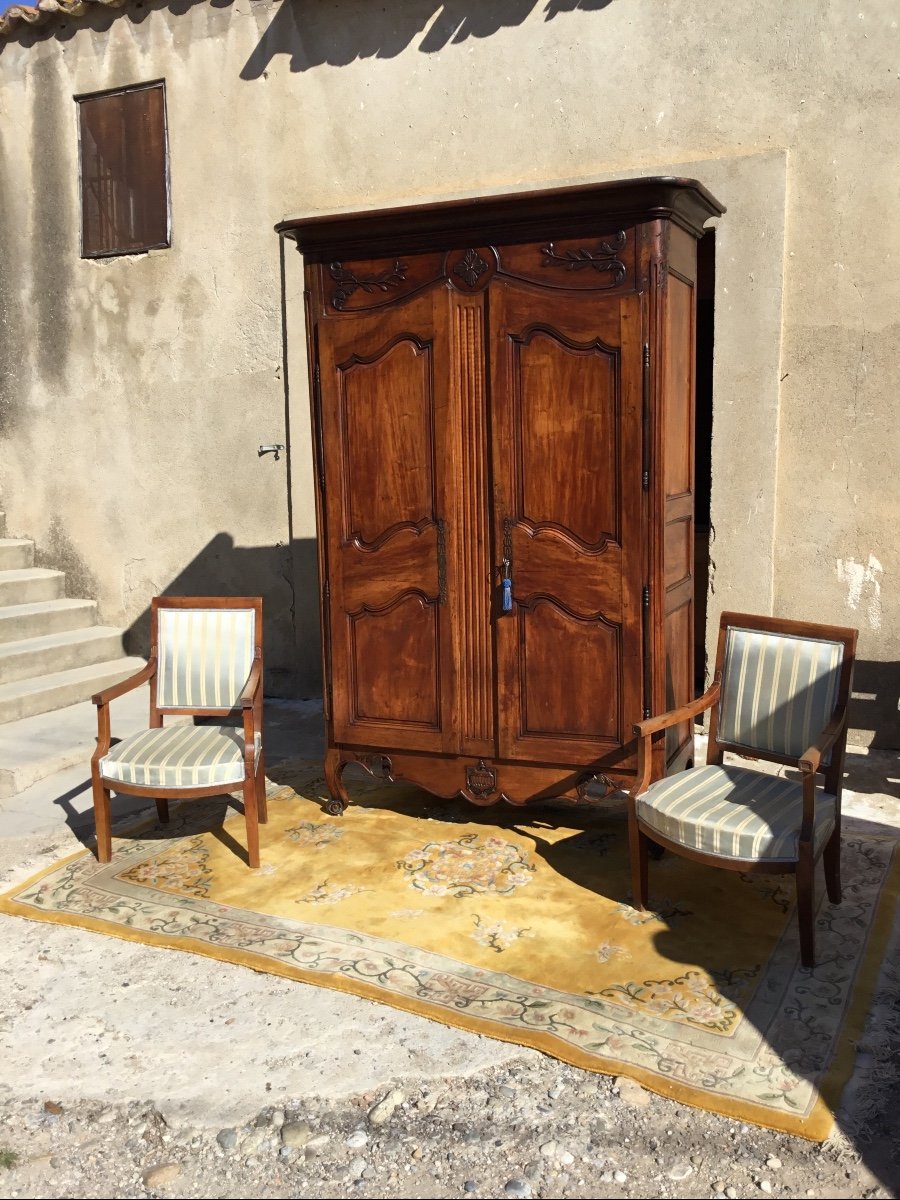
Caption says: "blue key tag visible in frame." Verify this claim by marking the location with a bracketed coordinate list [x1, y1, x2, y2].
[502, 577, 513, 612]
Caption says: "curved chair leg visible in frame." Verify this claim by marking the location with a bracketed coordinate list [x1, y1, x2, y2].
[823, 827, 842, 904]
[242, 773, 260, 869]
[796, 853, 816, 968]
[92, 770, 113, 864]
[324, 749, 350, 816]
[155, 800, 170, 824]
[627, 808, 650, 910]
[256, 749, 269, 825]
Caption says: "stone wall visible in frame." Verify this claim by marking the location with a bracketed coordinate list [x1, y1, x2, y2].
[1, 1, 896, 738]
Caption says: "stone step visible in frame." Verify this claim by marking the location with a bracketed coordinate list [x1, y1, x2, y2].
[0, 539, 34, 570]
[0, 685, 202, 801]
[0, 568, 65, 607]
[0, 626, 126, 685]
[0, 656, 147, 724]
[0, 599, 99, 645]
[0, 686, 150, 800]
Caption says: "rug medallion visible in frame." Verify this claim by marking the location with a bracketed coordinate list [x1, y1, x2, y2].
[2, 763, 896, 1141]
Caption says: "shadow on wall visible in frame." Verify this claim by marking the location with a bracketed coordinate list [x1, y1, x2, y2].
[240, 0, 616, 79]
[1, 0, 614, 56]
[848, 660, 900, 753]
[122, 534, 322, 700]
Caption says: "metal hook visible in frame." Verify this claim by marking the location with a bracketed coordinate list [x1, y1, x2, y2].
[258, 444, 285, 462]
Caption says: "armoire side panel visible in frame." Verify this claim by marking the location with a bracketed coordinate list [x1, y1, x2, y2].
[662, 259, 697, 765]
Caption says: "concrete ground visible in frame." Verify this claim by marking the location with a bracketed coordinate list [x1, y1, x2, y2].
[0, 697, 897, 1175]
[0, 695, 543, 1131]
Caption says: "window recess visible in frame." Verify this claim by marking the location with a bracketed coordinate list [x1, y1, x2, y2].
[77, 80, 170, 259]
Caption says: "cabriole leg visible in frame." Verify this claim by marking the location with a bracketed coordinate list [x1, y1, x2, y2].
[324, 750, 350, 816]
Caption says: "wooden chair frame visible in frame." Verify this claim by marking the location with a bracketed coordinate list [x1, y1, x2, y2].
[90, 596, 267, 867]
[628, 611, 857, 967]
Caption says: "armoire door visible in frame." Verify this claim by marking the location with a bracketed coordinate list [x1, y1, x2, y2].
[315, 289, 457, 753]
[490, 282, 644, 765]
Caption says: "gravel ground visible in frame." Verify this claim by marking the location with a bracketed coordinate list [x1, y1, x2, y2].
[1, 718, 897, 1200]
[0, 1052, 896, 1200]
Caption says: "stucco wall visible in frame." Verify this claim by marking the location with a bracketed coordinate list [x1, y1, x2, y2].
[0, 0, 897, 739]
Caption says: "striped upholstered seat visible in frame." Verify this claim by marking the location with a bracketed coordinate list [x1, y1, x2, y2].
[100, 725, 262, 790]
[636, 764, 836, 862]
[91, 597, 267, 870]
[628, 611, 858, 968]
[638, 628, 844, 863]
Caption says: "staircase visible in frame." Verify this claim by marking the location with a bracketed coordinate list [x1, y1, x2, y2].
[0, 512, 145, 725]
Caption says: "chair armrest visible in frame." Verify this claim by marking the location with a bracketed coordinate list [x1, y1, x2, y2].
[240, 658, 263, 763]
[632, 679, 721, 738]
[794, 707, 848, 846]
[798, 708, 847, 775]
[92, 661, 156, 762]
[239, 659, 262, 710]
[628, 679, 721, 800]
[92, 661, 156, 707]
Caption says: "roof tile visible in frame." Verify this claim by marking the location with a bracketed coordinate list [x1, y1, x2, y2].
[1, 0, 129, 40]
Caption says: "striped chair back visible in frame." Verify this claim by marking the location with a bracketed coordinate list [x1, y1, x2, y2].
[156, 607, 256, 709]
[718, 626, 845, 760]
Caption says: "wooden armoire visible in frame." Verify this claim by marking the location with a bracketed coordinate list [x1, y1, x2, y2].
[278, 178, 724, 814]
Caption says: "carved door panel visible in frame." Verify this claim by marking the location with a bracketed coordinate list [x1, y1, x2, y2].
[316, 289, 456, 753]
[490, 281, 644, 765]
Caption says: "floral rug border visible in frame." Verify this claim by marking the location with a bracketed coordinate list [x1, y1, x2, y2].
[1, 792, 896, 1142]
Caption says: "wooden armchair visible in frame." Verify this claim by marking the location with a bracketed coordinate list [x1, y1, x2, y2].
[628, 611, 857, 967]
[90, 596, 267, 867]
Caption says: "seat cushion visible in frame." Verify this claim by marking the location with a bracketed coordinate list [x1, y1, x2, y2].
[100, 725, 260, 790]
[636, 764, 836, 862]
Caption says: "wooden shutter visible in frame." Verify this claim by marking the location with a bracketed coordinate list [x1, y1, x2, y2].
[78, 82, 169, 258]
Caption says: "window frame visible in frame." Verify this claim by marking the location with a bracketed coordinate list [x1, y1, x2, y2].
[75, 79, 172, 260]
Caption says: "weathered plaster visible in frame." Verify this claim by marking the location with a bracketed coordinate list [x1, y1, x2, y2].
[0, 0, 897, 737]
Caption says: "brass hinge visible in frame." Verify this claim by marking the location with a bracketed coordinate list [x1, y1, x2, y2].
[642, 344, 651, 491]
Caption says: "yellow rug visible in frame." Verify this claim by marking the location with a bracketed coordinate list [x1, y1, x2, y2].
[2, 762, 897, 1141]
